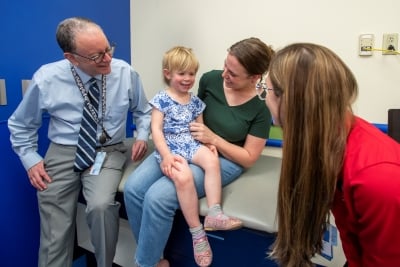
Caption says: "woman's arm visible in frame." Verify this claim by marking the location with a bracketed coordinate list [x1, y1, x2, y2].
[190, 122, 266, 168]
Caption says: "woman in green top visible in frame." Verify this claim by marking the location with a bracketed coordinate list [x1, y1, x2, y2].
[124, 37, 274, 267]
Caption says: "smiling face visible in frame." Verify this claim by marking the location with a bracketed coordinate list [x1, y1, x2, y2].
[164, 68, 197, 94]
[64, 26, 112, 77]
[162, 46, 199, 96]
[221, 53, 255, 91]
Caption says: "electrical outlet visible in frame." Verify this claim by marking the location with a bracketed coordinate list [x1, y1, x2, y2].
[382, 33, 398, 55]
[359, 34, 374, 56]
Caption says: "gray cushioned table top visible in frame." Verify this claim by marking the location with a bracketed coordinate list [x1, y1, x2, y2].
[119, 139, 281, 233]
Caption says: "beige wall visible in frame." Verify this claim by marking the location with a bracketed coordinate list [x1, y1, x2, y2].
[131, 0, 400, 124]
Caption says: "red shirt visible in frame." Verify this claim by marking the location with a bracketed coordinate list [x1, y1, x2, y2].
[332, 117, 400, 267]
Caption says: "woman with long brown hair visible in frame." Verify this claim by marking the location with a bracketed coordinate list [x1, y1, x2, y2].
[264, 43, 400, 267]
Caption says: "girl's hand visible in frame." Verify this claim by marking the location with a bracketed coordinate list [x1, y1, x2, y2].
[160, 153, 176, 177]
[170, 155, 192, 180]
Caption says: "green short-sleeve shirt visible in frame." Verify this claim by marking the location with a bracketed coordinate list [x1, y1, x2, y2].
[198, 70, 272, 146]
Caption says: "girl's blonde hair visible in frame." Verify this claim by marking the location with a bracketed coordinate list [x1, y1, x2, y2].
[162, 46, 199, 84]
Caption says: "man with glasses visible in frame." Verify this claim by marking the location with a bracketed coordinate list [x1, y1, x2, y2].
[8, 17, 151, 267]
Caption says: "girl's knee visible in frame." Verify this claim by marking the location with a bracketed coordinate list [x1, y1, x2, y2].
[171, 174, 193, 190]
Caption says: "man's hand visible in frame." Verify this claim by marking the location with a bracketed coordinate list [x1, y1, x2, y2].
[131, 139, 148, 161]
[27, 161, 52, 191]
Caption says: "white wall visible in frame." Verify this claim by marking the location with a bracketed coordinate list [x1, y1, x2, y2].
[131, 0, 400, 124]
[130, 2, 387, 265]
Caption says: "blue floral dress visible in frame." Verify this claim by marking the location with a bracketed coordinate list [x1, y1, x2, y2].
[149, 90, 206, 163]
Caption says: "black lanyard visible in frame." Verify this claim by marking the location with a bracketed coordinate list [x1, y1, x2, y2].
[70, 65, 111, 145]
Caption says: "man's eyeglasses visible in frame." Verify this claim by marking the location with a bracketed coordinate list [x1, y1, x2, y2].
[255, 81, 273, 100]
[72, 44, 116, 64]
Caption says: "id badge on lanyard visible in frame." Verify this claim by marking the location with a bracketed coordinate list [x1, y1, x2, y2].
[320, 223, 338, 261]
[90, 151, 107, 175]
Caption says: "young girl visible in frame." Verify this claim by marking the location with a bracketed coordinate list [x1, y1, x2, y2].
[149, 46, 242, 267]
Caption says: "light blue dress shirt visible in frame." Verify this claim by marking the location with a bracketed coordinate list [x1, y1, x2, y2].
[8, 58, 151, 170]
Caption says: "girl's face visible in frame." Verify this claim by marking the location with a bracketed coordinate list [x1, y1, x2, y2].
[164, 68, 196, 94]
[222, 53, 254, 90]
[265, 74, 282, 126]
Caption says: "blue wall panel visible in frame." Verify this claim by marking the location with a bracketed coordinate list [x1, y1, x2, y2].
[0, 0, 131, 120]
[0, 1, 130, 266]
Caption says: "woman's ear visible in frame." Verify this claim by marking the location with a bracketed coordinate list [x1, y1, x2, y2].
[251, 74, 262, 84]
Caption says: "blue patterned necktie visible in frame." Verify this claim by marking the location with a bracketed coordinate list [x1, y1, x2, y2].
[74, 78, 99, 172]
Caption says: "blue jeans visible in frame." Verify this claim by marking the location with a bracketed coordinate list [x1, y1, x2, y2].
[123, 151, 243, 267]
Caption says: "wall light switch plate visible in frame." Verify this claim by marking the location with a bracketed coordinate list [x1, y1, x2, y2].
[21, 79, 31, 95]
[359, 34, 374, 56]
[0, 79, 7, 105]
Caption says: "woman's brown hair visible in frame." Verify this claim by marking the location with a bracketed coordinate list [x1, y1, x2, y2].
[268, 43, 358, 266]
[228, 37, 275, 75]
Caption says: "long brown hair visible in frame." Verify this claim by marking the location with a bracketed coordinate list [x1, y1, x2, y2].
[268, 43, 358, 266]
[228, 37, 275, 75]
